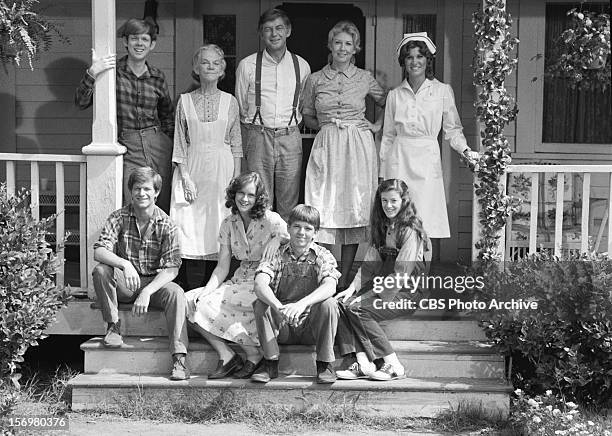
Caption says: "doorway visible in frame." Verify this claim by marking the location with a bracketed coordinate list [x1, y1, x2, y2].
[277, 3, 366, 71]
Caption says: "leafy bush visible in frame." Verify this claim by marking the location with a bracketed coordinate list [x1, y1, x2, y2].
[0, 183, 71, 391]
[472, 252, 612, 407]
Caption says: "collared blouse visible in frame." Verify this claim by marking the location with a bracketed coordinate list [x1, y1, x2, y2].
[302, 63, 386, 125]
[382, 78, 468, 154]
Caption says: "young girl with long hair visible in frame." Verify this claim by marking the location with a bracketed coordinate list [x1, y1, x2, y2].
[335, 178, 429, 380]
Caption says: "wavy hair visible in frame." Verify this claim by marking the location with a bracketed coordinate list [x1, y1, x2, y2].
[191, 44, 227, 82]
[117, 18, 158, 41]
[225, 172, 270, 219]
[370, 179, 429, 251]
[327, 20, 361, 64]
[398, 40, 435, 80]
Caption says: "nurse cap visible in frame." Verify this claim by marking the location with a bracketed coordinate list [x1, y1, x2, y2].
[396, 32, 436, 56]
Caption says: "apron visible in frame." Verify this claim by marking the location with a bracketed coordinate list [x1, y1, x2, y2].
[381, 135, 450, 238]
[170, 92, 234, 258]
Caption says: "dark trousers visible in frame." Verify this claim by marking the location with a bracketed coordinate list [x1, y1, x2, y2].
[120, 127, 173, 213]
[253, 298, 338, 363]
[336, 287, 417, 362]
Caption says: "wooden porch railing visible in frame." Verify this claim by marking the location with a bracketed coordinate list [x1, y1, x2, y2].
[473, 164, 612, 261]
[1, 153, 88, 291]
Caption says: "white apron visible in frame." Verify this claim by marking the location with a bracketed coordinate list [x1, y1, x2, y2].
[170, 92, 234, 258]
[380, 135, 450, 238]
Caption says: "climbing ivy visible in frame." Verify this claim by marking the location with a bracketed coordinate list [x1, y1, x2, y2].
[472, 0, 521, 261]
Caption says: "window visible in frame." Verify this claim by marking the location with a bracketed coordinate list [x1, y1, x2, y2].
[542, 3, 611, 144]
[203, 15, 236, 95]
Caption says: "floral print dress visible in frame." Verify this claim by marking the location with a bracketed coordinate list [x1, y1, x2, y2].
[186, 210, 287, 346]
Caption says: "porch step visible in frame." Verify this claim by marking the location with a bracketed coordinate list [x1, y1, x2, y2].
[68, 372, 512, 418]
[48, 300, 488, 341]
[81, 337, 505, 379]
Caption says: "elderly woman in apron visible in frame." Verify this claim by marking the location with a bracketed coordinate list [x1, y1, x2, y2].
[170, 44, 242, 289]
[379, 33, 479, 260]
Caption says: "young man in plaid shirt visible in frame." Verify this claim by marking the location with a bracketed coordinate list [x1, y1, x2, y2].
[251, 205, 340, 384]
[75, 18, 175, 212]
[92, 167, 189, 380]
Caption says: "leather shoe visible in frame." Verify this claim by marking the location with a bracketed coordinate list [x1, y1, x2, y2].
[233, 358, 263, 379]
[250, 358, 279, 383]
[316, 361, 337, 384]
[170, 353, 190, 380]
[103, 320, 123, 348]
[208, 353, 243, 379]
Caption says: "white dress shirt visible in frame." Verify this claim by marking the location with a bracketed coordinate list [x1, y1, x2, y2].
[235, 49, 311, 128]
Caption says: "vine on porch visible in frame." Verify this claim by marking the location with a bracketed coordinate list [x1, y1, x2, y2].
[472, 0, 521, 261]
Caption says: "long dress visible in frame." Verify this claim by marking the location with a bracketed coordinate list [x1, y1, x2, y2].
[170, 90, 242, 259]
[379, 78, 469, 238]
[186, 210, 288, 346]
[303, 64, 386, 244]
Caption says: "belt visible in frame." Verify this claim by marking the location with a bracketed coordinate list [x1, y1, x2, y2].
[120, 125, 161, 137]
[243, 124, 299, 137]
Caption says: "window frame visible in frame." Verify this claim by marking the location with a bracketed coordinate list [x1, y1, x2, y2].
[516, 0, 611, 157]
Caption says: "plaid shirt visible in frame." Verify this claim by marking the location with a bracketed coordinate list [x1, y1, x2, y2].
[75, 56, 175, 137]
[94, 204, 182, 276]
[256, 242, 340, 298]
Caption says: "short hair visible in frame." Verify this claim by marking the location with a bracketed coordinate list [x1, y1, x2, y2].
[288, 205, 320, 231]
[258, 8, 291, 32]
[127, 166, 162, 193]
[327, 21, 361, 64]
[225, 172, 270, 219]
[398, 40, 435, 80]
[191, 44, 227, 82]
[117, 18, 158, 41]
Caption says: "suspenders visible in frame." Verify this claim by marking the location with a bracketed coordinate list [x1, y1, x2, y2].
[251, 50, 301, 127]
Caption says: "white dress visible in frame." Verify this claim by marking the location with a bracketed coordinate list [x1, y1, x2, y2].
[170, 91, 236, 258]
[379, 78, 469, 238]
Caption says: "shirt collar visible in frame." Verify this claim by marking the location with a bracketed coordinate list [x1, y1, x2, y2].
[117, 55, 162, 79]
[263, 48, 290, 65]
[126, 203, 164, 223]
[399, 77, 434, 94]
[322, 63, 358, 80]
[281, 240, 318, 260]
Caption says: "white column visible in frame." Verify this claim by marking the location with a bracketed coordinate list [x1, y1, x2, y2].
[82, 0, 126, 297]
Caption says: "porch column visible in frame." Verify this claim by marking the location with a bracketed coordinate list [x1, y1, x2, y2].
[471, 0, 507, 262]
[81, 0, 126, 297]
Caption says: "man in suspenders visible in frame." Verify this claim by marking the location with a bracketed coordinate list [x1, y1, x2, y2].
[235, 8, 311, 220]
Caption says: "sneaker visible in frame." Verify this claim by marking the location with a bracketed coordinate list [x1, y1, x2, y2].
[336, 362, 374, 380]
[251, 359, 279, 383]
[103, 320, 123, 348]
[369, 363, 406, 381]
[208, 353, 244, 379]
[316, 361, 337, 384]
[170, 353, 190, 380]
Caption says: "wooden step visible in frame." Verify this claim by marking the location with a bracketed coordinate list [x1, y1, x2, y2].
[81, 337, 505, 379]
[48, 300, 488, 341]
[69, 372, 512, 418]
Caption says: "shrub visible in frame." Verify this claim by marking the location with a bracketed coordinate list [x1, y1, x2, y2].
[0, 183, 71, 392]
[472, 252, 612, 407]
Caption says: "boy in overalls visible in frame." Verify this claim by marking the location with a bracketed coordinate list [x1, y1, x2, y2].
[251, 205, 341, 384]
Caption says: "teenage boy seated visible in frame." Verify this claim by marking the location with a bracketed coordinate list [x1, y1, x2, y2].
[251, 204, 341, 384]
[92, 166, 189, 380]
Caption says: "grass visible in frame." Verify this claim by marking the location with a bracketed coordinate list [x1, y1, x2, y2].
[3, 365, 611, 435]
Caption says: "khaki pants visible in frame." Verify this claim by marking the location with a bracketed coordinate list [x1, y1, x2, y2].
[92, 263, 188, 355]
